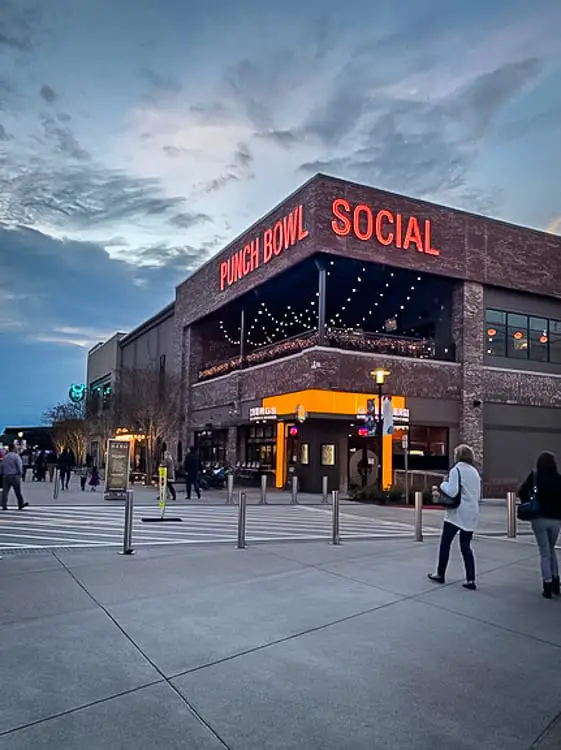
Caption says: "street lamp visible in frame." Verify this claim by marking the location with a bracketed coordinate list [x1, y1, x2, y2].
[370, 368, 391, 487]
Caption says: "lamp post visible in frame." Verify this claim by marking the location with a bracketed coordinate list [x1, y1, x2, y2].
[370, 368, 390, 488]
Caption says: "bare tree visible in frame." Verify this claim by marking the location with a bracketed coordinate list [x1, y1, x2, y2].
[112, 366, 180, 478]
[42, 400, 87, 461]
[85, 390, 116, 455]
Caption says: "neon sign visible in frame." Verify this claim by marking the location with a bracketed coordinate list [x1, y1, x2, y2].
[331, 198, 440, 256]
[219, 204, 309, 291]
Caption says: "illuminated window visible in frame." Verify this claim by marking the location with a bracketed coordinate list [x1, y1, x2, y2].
[529, 317, 548, 362]
[506, 313, 528, 359]
[485, 309, 506, 357]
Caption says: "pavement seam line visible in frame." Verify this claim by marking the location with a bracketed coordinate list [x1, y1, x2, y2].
[0, 680, 164, 738]
[528, 710, 561, 748]
[420, 597, 561, 651]
[167, 548, 544, 679]
[51, 551, 233, 750]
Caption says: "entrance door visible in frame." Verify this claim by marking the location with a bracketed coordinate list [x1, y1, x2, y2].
[348, 437, 379, 489]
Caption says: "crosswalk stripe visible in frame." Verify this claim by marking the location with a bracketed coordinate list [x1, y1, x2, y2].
[0, 504, 432, 550]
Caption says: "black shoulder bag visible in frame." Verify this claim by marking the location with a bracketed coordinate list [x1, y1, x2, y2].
[517, 472, 540, 522]
[439, 467, 462, 509]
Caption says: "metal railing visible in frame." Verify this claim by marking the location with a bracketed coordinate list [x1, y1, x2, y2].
[198, 329, 454, 381]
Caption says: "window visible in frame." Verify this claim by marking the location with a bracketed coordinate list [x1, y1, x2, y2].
[550, 321, 561, 363]
[485, 309, 506, 357]
[506, 313, 528, 359]
[529, 317, 548, 362]
[485, 308, 561, 365]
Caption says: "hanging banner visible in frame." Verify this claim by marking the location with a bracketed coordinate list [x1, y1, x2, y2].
[382, 397, 394, 435]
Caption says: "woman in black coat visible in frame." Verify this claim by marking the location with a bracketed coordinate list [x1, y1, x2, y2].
[518, 451, 561, 599]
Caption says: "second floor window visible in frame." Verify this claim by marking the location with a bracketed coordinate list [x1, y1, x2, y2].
[486, 309, 561, 364]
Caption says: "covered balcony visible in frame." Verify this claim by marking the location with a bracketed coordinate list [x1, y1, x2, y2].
[197, 255, 456, 382]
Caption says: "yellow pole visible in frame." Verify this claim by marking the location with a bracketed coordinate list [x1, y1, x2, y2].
[275, 422, 286, 489]
[382, 434, 393, 490]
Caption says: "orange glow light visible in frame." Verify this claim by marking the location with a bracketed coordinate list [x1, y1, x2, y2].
[487, 328, 497, 337]
[514, 331, 523, 340]
[540, 335, 548, 344]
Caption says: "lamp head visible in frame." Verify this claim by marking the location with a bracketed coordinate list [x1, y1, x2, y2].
[17, 431, 23, 439]
[370, 368, 391, 385]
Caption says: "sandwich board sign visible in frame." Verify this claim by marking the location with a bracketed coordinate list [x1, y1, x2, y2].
[104, 439, 130, 500]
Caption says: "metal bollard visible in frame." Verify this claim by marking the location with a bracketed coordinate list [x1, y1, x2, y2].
[321, 476, 329, 504]
[507, 491, 517, 538]
[120, 490, 135, 555]
[53, 468, 60, 500]
[291, 475, 298, 504]
[237, 490, 247, 549]
[260, 473, 268, 505]
[414, 491, 423, 542]
[331, 490, 341, 545]
[226, 473, 234, 505]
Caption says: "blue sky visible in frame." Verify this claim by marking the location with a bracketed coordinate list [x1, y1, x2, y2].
[1, 0, 560, 426]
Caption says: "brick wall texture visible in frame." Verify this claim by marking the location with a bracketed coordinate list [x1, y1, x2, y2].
[166, 174, 561, 488]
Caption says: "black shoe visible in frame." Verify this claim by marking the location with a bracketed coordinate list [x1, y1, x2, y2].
[543, 581, 553, 599]
[1, 506, 7, 511]
[18, 502, 29, 510]
[428, 574, 445, 584]
[552, 577, 560, 596]
[462, 582, 477, 591]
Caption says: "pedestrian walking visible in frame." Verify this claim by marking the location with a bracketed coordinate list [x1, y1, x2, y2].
[184, 446, 202, 500]
[428, 444, 481, 590]
[163, 450, 177, 501]
[58, 447, 74, 490]
[21, 449, 32, 481]
[518, 451, 561, 599]
[46, 451, 57, 482]
[89, 466, 100, 491]
[1, 444, 29, 511]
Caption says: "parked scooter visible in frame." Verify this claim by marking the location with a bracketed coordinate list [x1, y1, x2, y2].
[199, 465, 227, 490]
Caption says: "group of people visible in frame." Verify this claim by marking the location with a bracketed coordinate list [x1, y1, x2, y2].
[161, 447, 203, 501]
[429, 444, 561, 599]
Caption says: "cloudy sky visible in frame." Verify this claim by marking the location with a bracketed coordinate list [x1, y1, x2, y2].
[1, 0, 560, 426]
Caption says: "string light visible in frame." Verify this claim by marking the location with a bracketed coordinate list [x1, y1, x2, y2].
[217, 261, 431, 352]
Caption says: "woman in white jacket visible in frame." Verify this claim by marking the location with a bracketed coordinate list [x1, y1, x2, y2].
[428, 444, 481, 590]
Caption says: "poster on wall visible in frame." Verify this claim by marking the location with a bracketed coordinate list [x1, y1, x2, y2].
[321, 444, 336, 467]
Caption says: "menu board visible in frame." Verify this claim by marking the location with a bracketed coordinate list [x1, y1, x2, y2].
[105, 439, 131, 492]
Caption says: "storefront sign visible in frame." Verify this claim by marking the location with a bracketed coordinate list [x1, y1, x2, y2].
[219, 205, 309, 291]
[331, 198, 440, 256]
[356, 406, 409, 424]
[249, 406, 277, 422]
[105, 439, 130, 493]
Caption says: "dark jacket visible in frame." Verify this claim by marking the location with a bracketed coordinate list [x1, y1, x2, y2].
[518, 470, 561, 520]
[184, 452, 202, 479]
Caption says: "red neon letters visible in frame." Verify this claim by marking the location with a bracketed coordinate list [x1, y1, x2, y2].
[331, 198, 440, 256]
[219, 204, 309, 291]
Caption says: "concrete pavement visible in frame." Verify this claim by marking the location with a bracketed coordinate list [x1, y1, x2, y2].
[1, 534, 560, 748]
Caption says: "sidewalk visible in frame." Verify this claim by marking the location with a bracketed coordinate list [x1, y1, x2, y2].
[1, 535, 560, 748]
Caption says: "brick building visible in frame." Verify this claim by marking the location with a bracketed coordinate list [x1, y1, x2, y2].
[90, 174, 561, 494]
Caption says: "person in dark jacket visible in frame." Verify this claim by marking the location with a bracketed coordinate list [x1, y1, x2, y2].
[58, 448, 75, 490]
[518, 451, 561, 599]
[184, 447, 202, 500]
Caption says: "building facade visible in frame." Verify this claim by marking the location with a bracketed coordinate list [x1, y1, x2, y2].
[89, 174, 561, 494]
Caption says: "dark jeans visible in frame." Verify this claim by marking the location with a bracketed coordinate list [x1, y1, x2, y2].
[59, 468, 71, 488]
[167, 481, 176, 501]
[2, 475, 25, 509]
[437, 521, 476, 582]
[185, 477, 200, 500]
